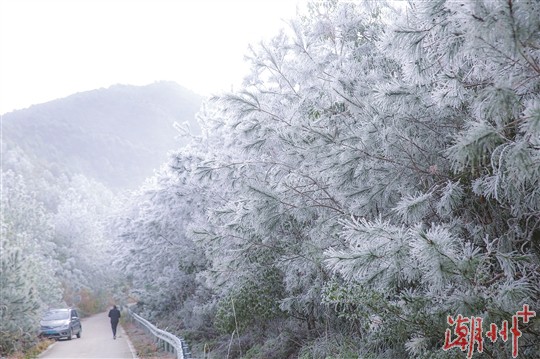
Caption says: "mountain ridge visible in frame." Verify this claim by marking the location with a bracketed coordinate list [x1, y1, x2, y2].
[2, 81, 203, 190]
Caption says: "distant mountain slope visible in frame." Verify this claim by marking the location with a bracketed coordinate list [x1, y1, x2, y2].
[2, 82, 202, 190]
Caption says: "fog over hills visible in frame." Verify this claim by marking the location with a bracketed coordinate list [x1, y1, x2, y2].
[2, 81, 202, 190]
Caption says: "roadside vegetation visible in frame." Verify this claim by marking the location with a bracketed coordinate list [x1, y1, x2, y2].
[2, 338, 54, 359]
[121, 319, 175, 359]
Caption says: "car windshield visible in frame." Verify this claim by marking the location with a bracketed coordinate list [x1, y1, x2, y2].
[42, 310, 70, 321]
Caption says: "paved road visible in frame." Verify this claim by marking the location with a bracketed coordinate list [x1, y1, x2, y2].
[39, 312, 136, 358]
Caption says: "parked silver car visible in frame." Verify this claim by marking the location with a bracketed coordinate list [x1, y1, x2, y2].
[40, 308, 82, 340]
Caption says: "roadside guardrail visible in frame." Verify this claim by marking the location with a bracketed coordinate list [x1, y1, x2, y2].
[126, 307, 191, 359]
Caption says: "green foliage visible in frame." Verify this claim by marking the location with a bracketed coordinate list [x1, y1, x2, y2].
[297, 336, 360, 359]
[215, 268, 285, 334]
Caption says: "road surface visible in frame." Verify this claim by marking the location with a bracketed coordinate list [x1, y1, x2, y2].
[39, 312, 136, 358]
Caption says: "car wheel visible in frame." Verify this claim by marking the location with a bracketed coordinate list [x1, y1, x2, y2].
[77, 329, 81, 338]
[67, 329, 73, 340]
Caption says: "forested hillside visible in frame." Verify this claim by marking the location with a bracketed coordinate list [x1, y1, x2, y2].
[2, 81, 201, 190]
[115, 1, 540, 358]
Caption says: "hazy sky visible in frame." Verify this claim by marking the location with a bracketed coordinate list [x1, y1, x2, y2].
[0, 0, 301, 114]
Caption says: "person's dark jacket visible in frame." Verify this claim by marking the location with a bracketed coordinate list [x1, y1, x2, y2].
[108, 307, 121, 323]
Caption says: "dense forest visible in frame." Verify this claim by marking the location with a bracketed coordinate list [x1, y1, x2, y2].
[2, 0, 539, 358]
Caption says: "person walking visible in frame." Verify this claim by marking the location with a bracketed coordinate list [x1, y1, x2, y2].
[108, 305, 121, 339]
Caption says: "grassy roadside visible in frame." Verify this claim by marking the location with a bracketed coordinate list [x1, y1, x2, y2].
[122, 320, 175, 359]
[4, 338, 55, 359]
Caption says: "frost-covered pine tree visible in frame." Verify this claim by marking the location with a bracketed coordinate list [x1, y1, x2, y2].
[191, 1, 408, 355]
[0, 170, 63, 355]
[113, 152, 211, 331]
[52, 175, 115, 310]
[325, 0, 540, 357]
[0, 237, 40, 354]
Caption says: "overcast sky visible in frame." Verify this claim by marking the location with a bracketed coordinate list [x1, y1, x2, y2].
[0, 0, 301, 114]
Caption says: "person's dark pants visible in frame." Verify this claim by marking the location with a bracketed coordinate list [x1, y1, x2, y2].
[111, 320, 119, 337]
